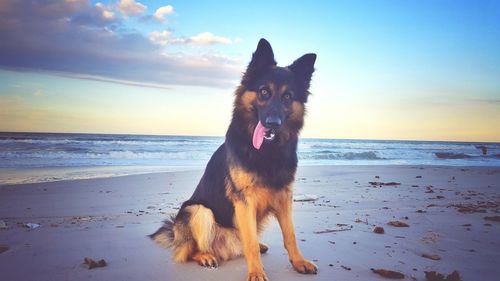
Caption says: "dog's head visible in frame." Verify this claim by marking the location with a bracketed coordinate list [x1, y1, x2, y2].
[234, 38, 316, 150]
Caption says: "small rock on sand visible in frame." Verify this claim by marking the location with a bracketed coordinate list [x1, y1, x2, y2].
[83, 257, 107, 269]
[483, 216, 500, 222]
[0, 220, 7, 229]
[387, 221, 409, 227]
[422, 253, 441, 260]
[424, 270, 462, 281]
[373, 226, 385, 234]
[371, 268, 405, 279]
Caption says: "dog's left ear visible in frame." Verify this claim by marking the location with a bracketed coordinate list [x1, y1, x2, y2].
[289, 53, 316, 101]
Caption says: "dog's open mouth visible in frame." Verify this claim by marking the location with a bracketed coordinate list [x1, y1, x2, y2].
[253, 121, 277, 150]
[264, 129, 276, 141]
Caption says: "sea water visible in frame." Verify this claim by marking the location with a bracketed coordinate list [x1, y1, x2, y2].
[0, 132, 499, 185]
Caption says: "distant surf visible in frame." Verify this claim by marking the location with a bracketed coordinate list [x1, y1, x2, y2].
[0, 132, 499, 185]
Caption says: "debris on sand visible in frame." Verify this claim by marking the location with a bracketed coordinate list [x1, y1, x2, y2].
[387, 221, 409, 227]
[24, 223, 40, 229]
[314, 224, 352, 234]
[484, 216, 500, 222]
[0, 220, 7, 229]
[422, 253, 441, 260]
[373, 226, 385, 234]
[371, 268, 405, 279]
[369, 182, 401, 187]
[83, 257, 107, 269]
[448, 201, 499, 214]
[0, 245, 9, 254]
[421, 232, 440, 244]
[424, 270, 462, 281]
[293, 194, 319, 202]
[341, 265, 351, 271]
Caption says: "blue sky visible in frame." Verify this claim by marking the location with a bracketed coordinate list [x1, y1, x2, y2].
[1, 0, 499, 141]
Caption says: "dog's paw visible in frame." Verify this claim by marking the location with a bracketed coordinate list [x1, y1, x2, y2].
[192, 252, 218, 268]
[247, 271, 269, 281]
[291, 259, 318, 274]
[259, 243, 269, 254]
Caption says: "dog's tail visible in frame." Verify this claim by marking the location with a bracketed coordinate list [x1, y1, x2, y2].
[149, 214, 176, 249]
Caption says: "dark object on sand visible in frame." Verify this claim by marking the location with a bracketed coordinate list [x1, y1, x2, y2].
[484, 216, 500, 222]
[369, 181, 401, 186]
[422, 253, 441, 260]
[435, 152, 471, 159]
[0, 245, 9, 254]
[83, 257, 107, 269]
[373, 226, 385, 234]
[387, 221, 409, 227]
[341, 265, 351, 271]
[425, 270, 462, 281]
[371, 268, 405, 279]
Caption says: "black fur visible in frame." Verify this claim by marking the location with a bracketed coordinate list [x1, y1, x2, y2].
[151, 38, 316, 231]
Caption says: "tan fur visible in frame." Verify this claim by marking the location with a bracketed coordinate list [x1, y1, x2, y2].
[236, 90, 258, 136]
[227, 164, 302, 277]
[186, 205, 215, 252]
[290, 101, 305, 122]
[170, 204, 243, 263]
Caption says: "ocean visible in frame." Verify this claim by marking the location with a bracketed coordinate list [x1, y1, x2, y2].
[0, 132, 499, 185]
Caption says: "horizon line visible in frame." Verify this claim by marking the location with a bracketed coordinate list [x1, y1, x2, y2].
[1, 131, 498, 144]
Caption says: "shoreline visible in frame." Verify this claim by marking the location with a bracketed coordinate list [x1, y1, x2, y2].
[1, 165, 499, 280]
[2, 164, 499, 187]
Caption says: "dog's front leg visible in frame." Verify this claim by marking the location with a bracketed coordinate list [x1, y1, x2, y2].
[234, 200, 268, 281]
[275, 195, 318, 274]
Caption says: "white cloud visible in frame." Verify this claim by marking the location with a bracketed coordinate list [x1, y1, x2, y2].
[150, 31, 236, 47]
[154, 5, 174, 22]
[95, 2, 114, 20]
[188, 32, 232, 45]
[0, 0, 242, 88]
[118, 0, 147, 17]
[149, 30, 172, 46]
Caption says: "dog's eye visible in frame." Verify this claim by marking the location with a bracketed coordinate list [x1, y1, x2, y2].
[259, 88, 270, 100]
[283, 91, 292, 100]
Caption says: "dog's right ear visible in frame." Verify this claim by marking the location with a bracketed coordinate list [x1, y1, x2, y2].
[249, 38, 276, 70]
[242, 39, 276, 86]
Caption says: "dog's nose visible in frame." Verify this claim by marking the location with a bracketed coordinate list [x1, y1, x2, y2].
[265, 116, 282, 128]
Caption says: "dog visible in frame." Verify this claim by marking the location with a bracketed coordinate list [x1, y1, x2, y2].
[150, 38, 317, 281]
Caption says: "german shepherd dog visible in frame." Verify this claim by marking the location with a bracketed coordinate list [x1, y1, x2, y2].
[150, 38, 317, 281]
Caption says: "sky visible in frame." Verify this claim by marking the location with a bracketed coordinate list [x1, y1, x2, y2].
[0, 0, 499, 142]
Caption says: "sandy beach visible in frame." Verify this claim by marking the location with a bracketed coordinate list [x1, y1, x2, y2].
[1, 165, 499, 281]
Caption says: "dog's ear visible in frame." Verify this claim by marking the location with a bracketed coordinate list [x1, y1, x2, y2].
[249, 38, 276, 70]
[242, 39, 276, 86]
[289, 53, 316, 101]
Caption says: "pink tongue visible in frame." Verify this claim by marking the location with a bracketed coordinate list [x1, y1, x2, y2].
[252, 121, 269, 150]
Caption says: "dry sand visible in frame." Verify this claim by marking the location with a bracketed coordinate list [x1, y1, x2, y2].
[0, 165, 499, 281]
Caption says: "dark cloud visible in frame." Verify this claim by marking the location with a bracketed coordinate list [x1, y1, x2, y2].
[0, 0, 241, 88]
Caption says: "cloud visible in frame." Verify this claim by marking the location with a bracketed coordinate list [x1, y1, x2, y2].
[149, 30, 172, 46]
[150, 31, 237, 46]
[118, 0, 146, 17]
[154, 5, 174, 22]
[0, 0, 242, 88]
[95, 2, 114, 20]
[173, 32, 234, 45]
